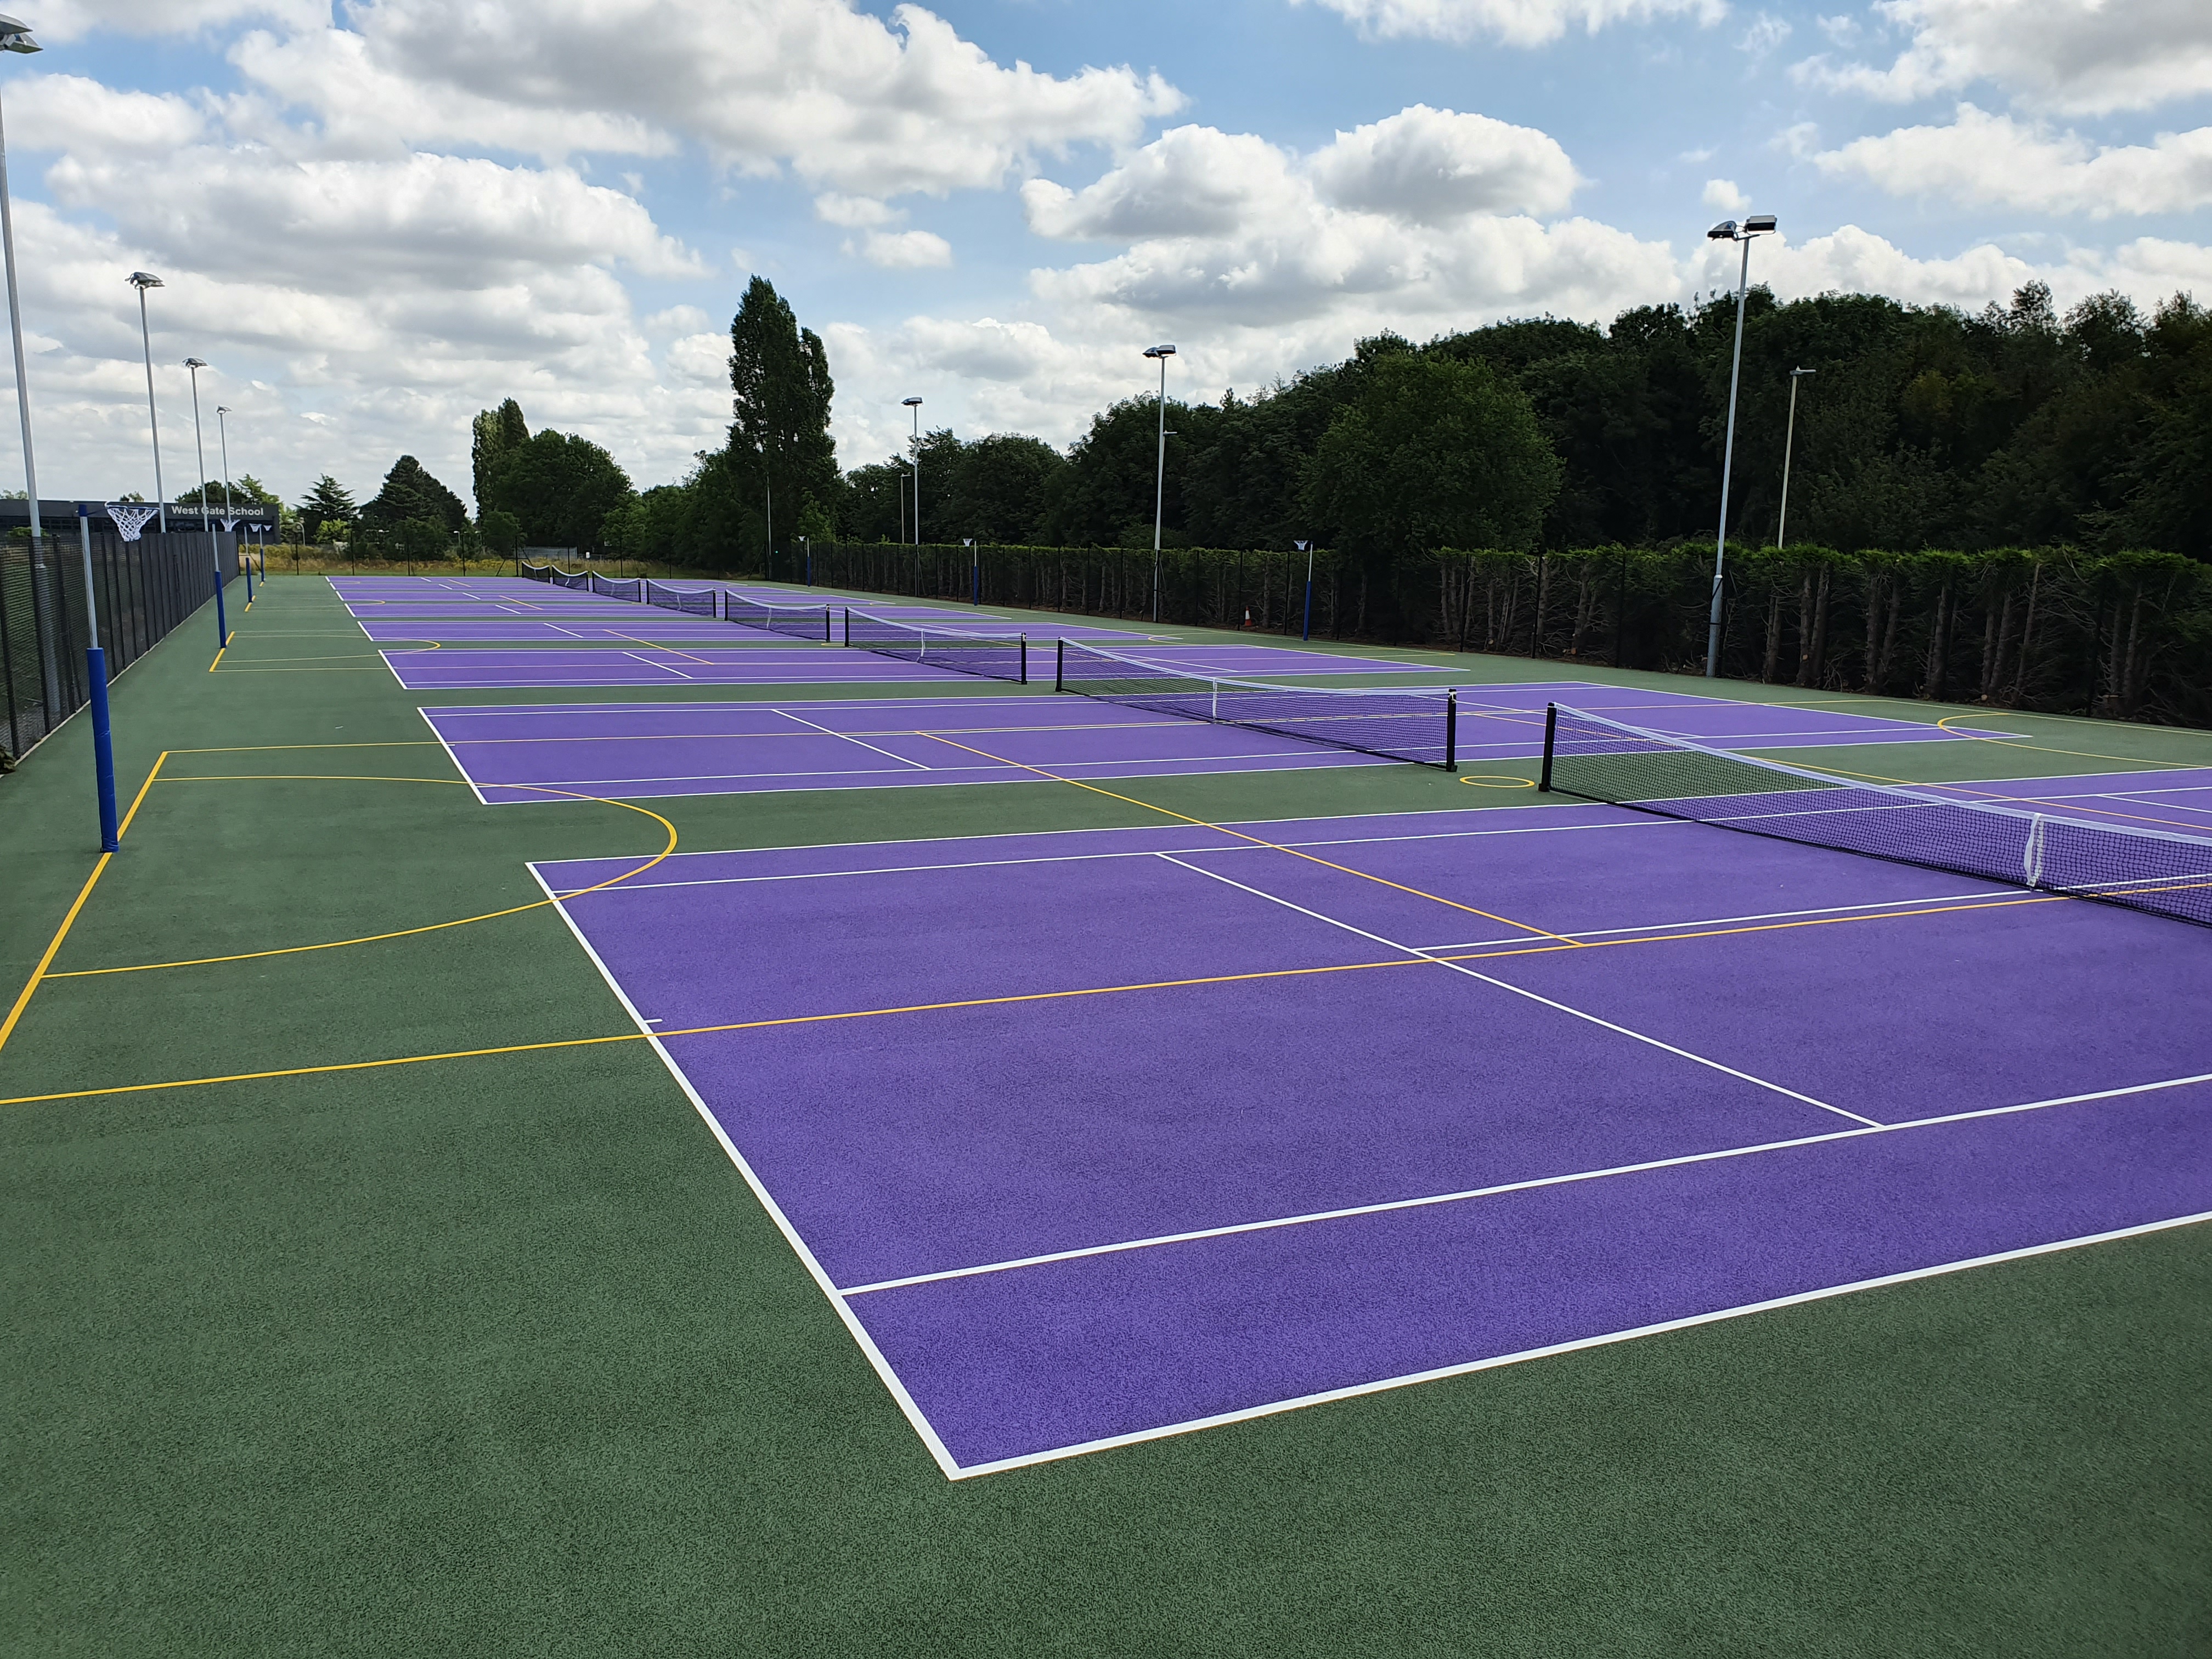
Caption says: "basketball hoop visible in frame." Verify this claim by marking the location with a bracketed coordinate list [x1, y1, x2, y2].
[105, 503, 160, 541]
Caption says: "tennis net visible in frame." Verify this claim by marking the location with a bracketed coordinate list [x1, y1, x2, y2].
[727, 594, 833, 642]
[1054, 638, 1457, 768]
[642, 580, 718, 617]
[589, 573, 644, 601]
[520, 561, 553, 583]
[550, 568, 590, 590]
[844, 607, 1026, 682]
[1539, 702, 2212, 929]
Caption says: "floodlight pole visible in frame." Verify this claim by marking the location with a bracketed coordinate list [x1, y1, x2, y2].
[127, 272, 166, 531]
[185, 357, 224, 645]
[1775, 367, 1815, 548]
[0, 22, 60, 732]
[903, 397, 923, 548]
[964, 537, 977, 606]
[216, 403, 248, 598]
[1144, 344, 1175, 622]
[1703, 215, 1774, 678]
[1296, 540, 1314, 641]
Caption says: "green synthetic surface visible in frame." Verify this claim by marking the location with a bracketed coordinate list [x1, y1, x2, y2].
[4, 576, 2209, 1656]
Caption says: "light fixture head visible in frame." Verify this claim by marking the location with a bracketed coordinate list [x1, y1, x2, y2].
[1743, 213, 1778, 234]
[184, 357, 207, 369]
[901, 396, 922, 407]
[217, 404, 233, 413]
[0, 13, 40, 52]
[1792, 366, 1817, 377]
[1144, 343, 1177, 358]
[127, 270, 163, 289]
[1706, 220, 1737, 241]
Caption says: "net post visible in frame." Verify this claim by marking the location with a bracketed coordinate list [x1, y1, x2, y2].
[1444, 690, 1457, 772]
[1539, 703, 1557, 793]
[1019, 635, 1028, 685]
[1055, 636, 1065, 693]
[823, 607, 831, 645]
[841, 607, 850, 647]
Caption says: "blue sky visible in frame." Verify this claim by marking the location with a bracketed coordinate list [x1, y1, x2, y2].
[5, 0, 2208, 505]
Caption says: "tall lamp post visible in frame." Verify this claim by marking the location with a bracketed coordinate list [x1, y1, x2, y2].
[1701, 212, 1775, 678]
[216, 402, 249, 599]
[1143, 343, 1175, 622]
[963, 537, 977, 606]
[1775, 366, 1815, 547]
[0, 13, 108, 845]
[184, 356, 225, 645]
[902, 396, 922, 545]
[126, 271, 166, 531]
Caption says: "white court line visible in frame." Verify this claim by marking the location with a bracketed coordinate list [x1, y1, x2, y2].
[525, 865, 969, 1481]
[416, 707, 489, 806]
[770, 706, 933, 769]
[944, 1206, 2212, 1479]
[837, 1069, 2212, 1297]
[1155, 854, 1880, 1128]
[618, 649, 693, 680]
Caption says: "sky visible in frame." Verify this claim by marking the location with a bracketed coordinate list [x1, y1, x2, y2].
[3, 0, 2208, 507]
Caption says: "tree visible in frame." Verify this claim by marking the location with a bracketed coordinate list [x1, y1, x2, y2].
[726, 276, 838, 561]
[484, 430, 634, 551]
[947, 435, 1065, 543]
[479, 509, 523, 558]
[297, 474, 356, 543]
[472, 399, 529, 512]
[361, 456, 469, 532]
[1303, 348, 1561, 569]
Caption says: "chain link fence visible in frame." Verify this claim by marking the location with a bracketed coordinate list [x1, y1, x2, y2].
[0, 523, 238, 765]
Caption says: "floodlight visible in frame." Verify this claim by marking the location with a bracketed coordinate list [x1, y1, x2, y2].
[183, 356, 206, 369]
[128, 270, 163, 289]
[901, 396, 922, 407]
[1744, 213, 1777, 233]
[1706, 221, 1737, 240]
[0, 14, 39, 52]
[1143, 343, 1176, 358]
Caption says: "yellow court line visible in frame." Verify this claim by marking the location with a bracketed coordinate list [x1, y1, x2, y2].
[43, 776, 675, 978]
[3, 886, 2072, 1109]
[168, 741, 444, 754]
[923, 733, 1586, 947]
[1933, 713, 2206, 772]
[208, 646, 226, 671]
[0, 753, 170, 1056]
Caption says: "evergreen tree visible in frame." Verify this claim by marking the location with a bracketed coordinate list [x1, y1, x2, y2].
[360, 456, 469, 532]
[297, 474, 356, 541]
[472, 399, 529, 514]
[484, 430, 634, 551]
[725, 276, 837, 561]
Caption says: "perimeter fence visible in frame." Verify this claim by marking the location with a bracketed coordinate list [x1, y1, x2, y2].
[799, 540, 2212, 730]
[0, 527, 237, 764]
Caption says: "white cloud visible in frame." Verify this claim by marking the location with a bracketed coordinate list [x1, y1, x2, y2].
[1793, 0, 2212, 116]
[6, 74, 207, 154]
[1308, 105, 1578, 221]
[855, 229, 953, 268]
[227, 0, 1183, 198]
[1296, 0, 1724, 48]
[1703, 177, 1750, 212]
[815, 193, 900, 228]
[1737, 12, 1791, 54]
[665, 332, 732, 386]
[1817, 105, 2212, 217]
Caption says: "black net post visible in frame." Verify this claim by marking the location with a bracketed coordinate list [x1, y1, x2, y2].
[841, 607, 850, 646]
[1019, 635, 1028, 685]
[1539, 703, 1557, 793]
[822, 607, 831, 644]
[1055, 635, 1065, 692]
[1445, 690, 1457, 771]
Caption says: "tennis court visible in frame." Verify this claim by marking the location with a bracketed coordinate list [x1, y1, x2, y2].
[534, 803, 2212, 1473]
[9, 570, 2208, 1652]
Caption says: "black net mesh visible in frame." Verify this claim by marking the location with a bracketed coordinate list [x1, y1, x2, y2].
[550, 568, 590, 590]
[588, 573, 643, 601]
[643, 580, 718, 617]
[845, 608, 1026, 682]
[1055, 639, 1455, 768]
[1, 526, 227, 763]
[1543, 702, 2212, 929]
[728, 595, 833, 642]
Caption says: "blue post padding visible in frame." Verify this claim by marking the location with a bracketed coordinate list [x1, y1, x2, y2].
[87, 645, 119, 851]
[213, 566, 228, 644]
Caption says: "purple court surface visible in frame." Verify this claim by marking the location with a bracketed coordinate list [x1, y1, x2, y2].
[1454, 681, 2015, 748]
[384, 648, 952, 689]
[533, 805, 2212, 1475]
[422, 698, 1387, 801]
[363, 618, 807, 643]
[1917, 767, 2212, 836]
